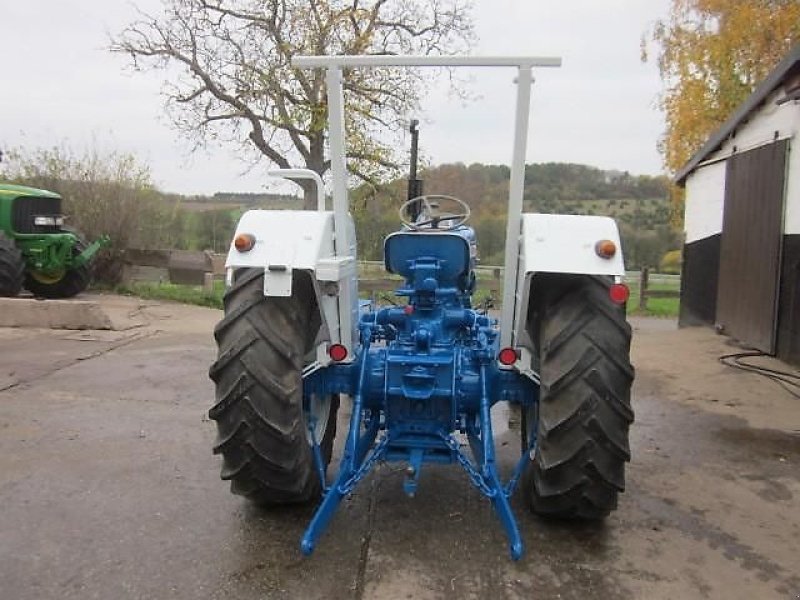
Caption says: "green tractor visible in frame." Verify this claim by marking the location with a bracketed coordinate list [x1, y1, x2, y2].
[0, 184, 108, 298]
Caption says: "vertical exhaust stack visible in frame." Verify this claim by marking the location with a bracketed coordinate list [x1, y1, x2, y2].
[407, 119, 424, 222]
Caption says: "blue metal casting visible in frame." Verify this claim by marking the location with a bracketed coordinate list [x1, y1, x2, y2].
[301, 225, 538, 559]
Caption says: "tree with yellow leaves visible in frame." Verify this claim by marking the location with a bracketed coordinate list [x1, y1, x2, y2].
[644, 0, 800, 179]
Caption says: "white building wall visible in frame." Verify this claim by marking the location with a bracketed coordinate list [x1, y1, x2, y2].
[684, 161, 726, 243]
[715, 90, 797, 157]
[685, 89, 800, 235]
[784, 133, 800, 234]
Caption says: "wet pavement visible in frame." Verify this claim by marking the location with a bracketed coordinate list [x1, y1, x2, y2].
[0, 297, 798, 599]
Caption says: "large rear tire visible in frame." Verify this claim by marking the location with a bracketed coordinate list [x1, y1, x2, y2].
[522, 274, 634, 518]
[208, 269, 338, 505]
[0, 233, 24, 297]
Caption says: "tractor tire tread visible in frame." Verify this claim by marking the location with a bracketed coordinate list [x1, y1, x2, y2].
[525, 274, 634, 519]
[0, 233, 24, 297]
[209, 269, 334, 505]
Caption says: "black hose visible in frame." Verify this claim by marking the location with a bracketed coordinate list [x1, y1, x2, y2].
[718, 351, 800, 399]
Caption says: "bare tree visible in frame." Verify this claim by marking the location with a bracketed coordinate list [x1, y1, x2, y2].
[112, 0, 474, 207]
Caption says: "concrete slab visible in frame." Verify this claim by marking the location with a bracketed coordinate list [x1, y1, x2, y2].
[0, 294, 148, 331]
[0, 328, 154, 391]
[0, 297, 113, 330]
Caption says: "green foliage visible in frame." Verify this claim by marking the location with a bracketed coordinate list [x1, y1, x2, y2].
[0, 145, 305, 266]
[524, 164, 669, 208]
[473, 216, 506, 266]
[619, 225, 681, 270]
[114, 280, 224, 309]
[0, 146, 168, 283]
[351, 179, 406, 261]
[190, 209, 237, 254]
[660, 249, 682, 274]
[643, 1, 800, 223]
[3, 147, 679, 279]
[644, 0, 800, 175]
[625, 280, 681, 317]
[351, 162, 678, 269]
[209, 192, 302, 208]
[113, 265, 680, 318]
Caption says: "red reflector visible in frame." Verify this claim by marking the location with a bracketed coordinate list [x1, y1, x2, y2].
[328, 344, 348, 362]
[609, 283, 630, 304]
[404, 304, 414, 315]
[498, 347, 518, 366]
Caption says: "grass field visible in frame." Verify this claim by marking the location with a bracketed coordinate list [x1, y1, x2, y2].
[114, 280, 225, 309]
[625, 280, 680, 317]
[113, 270, 680, 319]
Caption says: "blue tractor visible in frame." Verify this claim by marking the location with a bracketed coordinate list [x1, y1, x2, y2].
[209, 55, 634, 560]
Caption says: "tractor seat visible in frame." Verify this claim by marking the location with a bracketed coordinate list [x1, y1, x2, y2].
[384, 232, 470, 281]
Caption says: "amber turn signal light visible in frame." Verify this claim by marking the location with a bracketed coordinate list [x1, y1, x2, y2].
[234, 233, 256, 252]
[595, 239, 616, 259]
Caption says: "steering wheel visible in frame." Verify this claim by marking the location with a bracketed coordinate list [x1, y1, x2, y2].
[398, 194, 471, 231]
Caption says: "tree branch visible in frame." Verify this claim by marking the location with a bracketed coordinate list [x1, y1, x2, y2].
[111, 0, 476, 184]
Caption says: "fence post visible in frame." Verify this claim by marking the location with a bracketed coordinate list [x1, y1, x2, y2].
[203, 272, 214, 293]
[639, 267, 649, 311]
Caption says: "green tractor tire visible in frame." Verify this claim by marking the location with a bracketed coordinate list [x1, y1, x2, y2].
[24, 238, 91, 299]
[0, 232, 25, 297]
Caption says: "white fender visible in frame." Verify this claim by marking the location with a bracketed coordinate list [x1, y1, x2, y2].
[224, 209, 358, 361]
[509, 213, 626, 379]
[519, 213, 625, 276]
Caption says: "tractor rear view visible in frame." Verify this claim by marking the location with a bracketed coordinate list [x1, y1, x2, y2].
[209, 55, 633, 559]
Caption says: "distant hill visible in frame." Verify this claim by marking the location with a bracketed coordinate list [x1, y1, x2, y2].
[162, 191, 303, 212]
[151, 161, 676, 268]
[414, 162, 671, 226]
[352, 162, 677, 267]
[211, 192, 303, 209]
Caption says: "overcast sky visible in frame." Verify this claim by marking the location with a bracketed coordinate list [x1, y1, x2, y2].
[0, 0, 670, 195]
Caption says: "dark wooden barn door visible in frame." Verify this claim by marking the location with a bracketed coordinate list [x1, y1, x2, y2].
[716, 140, 787, 353]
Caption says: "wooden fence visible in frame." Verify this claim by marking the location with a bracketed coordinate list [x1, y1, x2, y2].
[359, 262, 504, 298]
[122, 252, 679, 308]
[122, 249, 225, 287]
[637, 267, 681, 310]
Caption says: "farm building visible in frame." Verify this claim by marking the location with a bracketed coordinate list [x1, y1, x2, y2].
[676, 45, 800, 366]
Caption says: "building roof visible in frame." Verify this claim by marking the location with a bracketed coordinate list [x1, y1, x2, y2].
[675, 44, 800, 186]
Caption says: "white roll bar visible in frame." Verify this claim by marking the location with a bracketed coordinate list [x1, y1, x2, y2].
[293, 55, 561, 68]
[293, 55, 562, 349]
[267, 168, 326, 211]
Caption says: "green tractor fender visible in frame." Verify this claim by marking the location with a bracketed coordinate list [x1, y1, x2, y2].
[71, 234, 111, 268]
[16, 231, 110, 274]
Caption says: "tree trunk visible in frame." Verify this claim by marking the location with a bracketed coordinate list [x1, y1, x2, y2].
[300, 180, 318, 210]
[303, 133, 326, 211]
